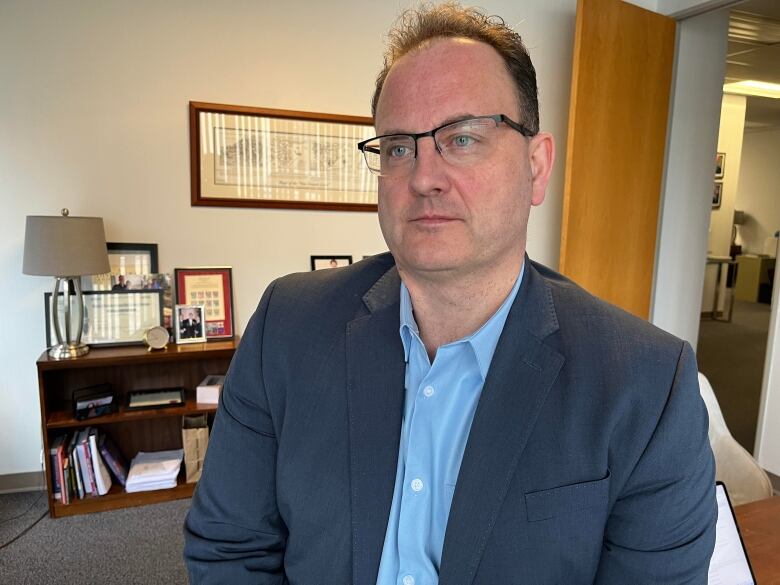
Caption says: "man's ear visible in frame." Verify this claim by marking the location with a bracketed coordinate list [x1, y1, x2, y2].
[528, 132, 555, 206]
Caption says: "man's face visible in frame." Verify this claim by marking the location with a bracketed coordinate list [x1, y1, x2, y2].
[374, 38, 552, 282]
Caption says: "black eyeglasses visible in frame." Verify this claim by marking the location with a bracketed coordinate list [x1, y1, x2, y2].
[357, 114, 535, 177]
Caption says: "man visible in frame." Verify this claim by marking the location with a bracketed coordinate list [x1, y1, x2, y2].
[184, 4, 716, 584]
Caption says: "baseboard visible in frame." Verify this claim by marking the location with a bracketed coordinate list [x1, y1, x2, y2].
[0, 471, 45, 494]
[769, 471, 780, 496]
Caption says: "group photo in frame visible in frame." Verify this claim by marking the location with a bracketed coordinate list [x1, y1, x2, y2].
[82, 242, 159, 291]
[310, 255, 353, 270]
[44, 289, 164, 347]
[174, 304, 207, 344]
[174, 267, 235, 340]
[189, 102, 378, 212]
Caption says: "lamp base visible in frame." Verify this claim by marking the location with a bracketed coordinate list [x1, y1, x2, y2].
[48, 342, 90, 360]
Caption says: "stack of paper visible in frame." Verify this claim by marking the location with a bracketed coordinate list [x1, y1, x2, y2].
[125, 449, 184, 493]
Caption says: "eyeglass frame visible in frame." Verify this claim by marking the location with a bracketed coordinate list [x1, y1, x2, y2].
[356, 114, 536, 176]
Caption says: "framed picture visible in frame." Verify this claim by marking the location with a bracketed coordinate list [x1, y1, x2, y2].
[715, 152, 725, 179]
[311, 255, 353, 270]
[174, 267, 234, 339]
[84, 242, 159, 291]
[44, 290, 163, 347]
[189, 102, 378, 212]
[174, 304, 207, 344]
[713, 182, 723, 209]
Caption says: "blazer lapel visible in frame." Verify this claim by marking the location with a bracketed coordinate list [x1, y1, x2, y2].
[346, 266, 406, 585]
[439, 260, 566, 585]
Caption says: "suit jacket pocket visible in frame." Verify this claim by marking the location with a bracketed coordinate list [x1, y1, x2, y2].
[524, 470, 610, 522]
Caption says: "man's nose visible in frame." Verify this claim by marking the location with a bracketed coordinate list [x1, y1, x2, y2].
[408, 137, 449, 196]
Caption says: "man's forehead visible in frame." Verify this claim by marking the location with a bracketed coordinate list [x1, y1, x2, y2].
[374, 37, 517, 133]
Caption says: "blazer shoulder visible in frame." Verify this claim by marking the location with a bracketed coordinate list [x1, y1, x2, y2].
[261, 252, 396, 326]
[528, 260, 685, 357]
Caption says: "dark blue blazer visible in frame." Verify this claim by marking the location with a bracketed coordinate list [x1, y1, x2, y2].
[184, 254, 716, 584]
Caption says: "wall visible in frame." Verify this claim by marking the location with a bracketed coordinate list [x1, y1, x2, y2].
[756, 237, 780, 475]
[735, 128, 780, 254]
[699, 94, 746, 314]
[651, 7, 729, 346]
[0, 0, 577, 478]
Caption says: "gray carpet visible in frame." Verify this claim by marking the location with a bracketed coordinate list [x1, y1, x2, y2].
[0, 490, 189, 584]
[696, 299, 771, 453]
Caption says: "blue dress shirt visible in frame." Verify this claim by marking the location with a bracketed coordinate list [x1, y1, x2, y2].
[376, 264, 525, 585]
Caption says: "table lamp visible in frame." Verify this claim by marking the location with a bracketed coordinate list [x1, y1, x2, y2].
[23, 209, 110, 359]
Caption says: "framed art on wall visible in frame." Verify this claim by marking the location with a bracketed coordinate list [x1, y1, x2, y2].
[310, 255, 353, 270]
[713, 182, 723, 209]
[174, 267, 234, 339]
[715, 152, 725, 179]
[189, 102, 378, 212]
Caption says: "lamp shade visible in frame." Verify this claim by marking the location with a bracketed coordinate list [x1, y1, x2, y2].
[23, 215, 110, 277]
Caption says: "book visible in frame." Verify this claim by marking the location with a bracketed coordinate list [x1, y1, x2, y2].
[68, 433, 84, 499]
[76, 429, 97, 496]
[48, 434, 66, 502]
[196, 375, 225, 404]
[125, 449, 183, 493]
[88, 429, 112, 496]
[98, 433, 128, 486]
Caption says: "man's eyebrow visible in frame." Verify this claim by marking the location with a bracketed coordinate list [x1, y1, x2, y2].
[379, 113, 477, 135]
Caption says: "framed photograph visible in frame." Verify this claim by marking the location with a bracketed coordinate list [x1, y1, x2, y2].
[715, 152, 725, 179]
[311, 255, 353, 270]
[189, 102, 378, 212]
[44, 290, 163, 347]
[174, 267, 234, 339]
[713, 182, 723, 209]
[174, 304, 207, 344]
[84, 242, 159, 291]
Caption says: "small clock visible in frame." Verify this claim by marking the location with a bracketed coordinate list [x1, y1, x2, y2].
[143, 325, 170, 351]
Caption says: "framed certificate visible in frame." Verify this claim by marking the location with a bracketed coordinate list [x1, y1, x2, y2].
[44, 290, 164, 347]
[174, 267, 235, 340]
[189, 102, 378, 212]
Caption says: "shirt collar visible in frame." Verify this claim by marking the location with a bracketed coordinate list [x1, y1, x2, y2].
[399, 261, 525, 379]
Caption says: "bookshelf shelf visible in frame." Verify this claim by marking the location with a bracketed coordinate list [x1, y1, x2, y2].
[37, 340, 236, 518]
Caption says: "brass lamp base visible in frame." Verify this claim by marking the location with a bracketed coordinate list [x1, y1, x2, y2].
[48, 342, 90, 360]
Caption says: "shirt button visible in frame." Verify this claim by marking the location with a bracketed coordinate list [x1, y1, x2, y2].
[402, 576, 415, 585]
[411, 478, 424, 492]
[423, 385, 435, 397]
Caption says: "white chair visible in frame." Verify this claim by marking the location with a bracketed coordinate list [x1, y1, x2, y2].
[697, 372, 774, 506]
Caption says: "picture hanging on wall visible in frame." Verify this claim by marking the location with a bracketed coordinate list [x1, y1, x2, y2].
[310, 256, 353, 271]
[715, 152, 725, 179]
[189, 101, 378, 212]
[713, 182, 723, 209]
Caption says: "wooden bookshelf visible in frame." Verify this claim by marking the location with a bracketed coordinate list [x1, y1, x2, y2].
[37, 340, 237, 518]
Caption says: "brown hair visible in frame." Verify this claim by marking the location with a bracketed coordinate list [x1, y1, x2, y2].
[371, 2, 539, 134]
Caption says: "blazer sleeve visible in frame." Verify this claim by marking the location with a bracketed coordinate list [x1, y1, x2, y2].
[594, 342, 717, 585]
[184, 281, 288, 584]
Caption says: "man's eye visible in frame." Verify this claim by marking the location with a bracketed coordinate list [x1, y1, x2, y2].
[388, 144, 412, 158]
[451, 134, 476, 147]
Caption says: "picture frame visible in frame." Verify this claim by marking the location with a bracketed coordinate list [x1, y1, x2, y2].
[189, 101, 378, 212]
[83, 242, 159, 291]
[44, 290, 164, 348]
[311, 255, 353, 270]
[174, 267, 235, 339]
[713, 182, 723, 209]
[174, 304, 207, 344]
[715, 152, 725, 179]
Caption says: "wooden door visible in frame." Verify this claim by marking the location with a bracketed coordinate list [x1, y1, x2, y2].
[559, 0, 676, 319]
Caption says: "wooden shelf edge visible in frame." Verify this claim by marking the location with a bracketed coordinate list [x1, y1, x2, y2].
[51, 481, 196, 518]
[46, 397, 218, 429]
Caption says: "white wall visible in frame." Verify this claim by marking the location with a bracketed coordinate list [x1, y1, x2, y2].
[699, 94, 746, 314]
[735, 128, 780, 254]
[657, 0, 740, 17]
[651, 7, 729, 347]
[0, 0, 576, 477]
[756, 238, 780, 475]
